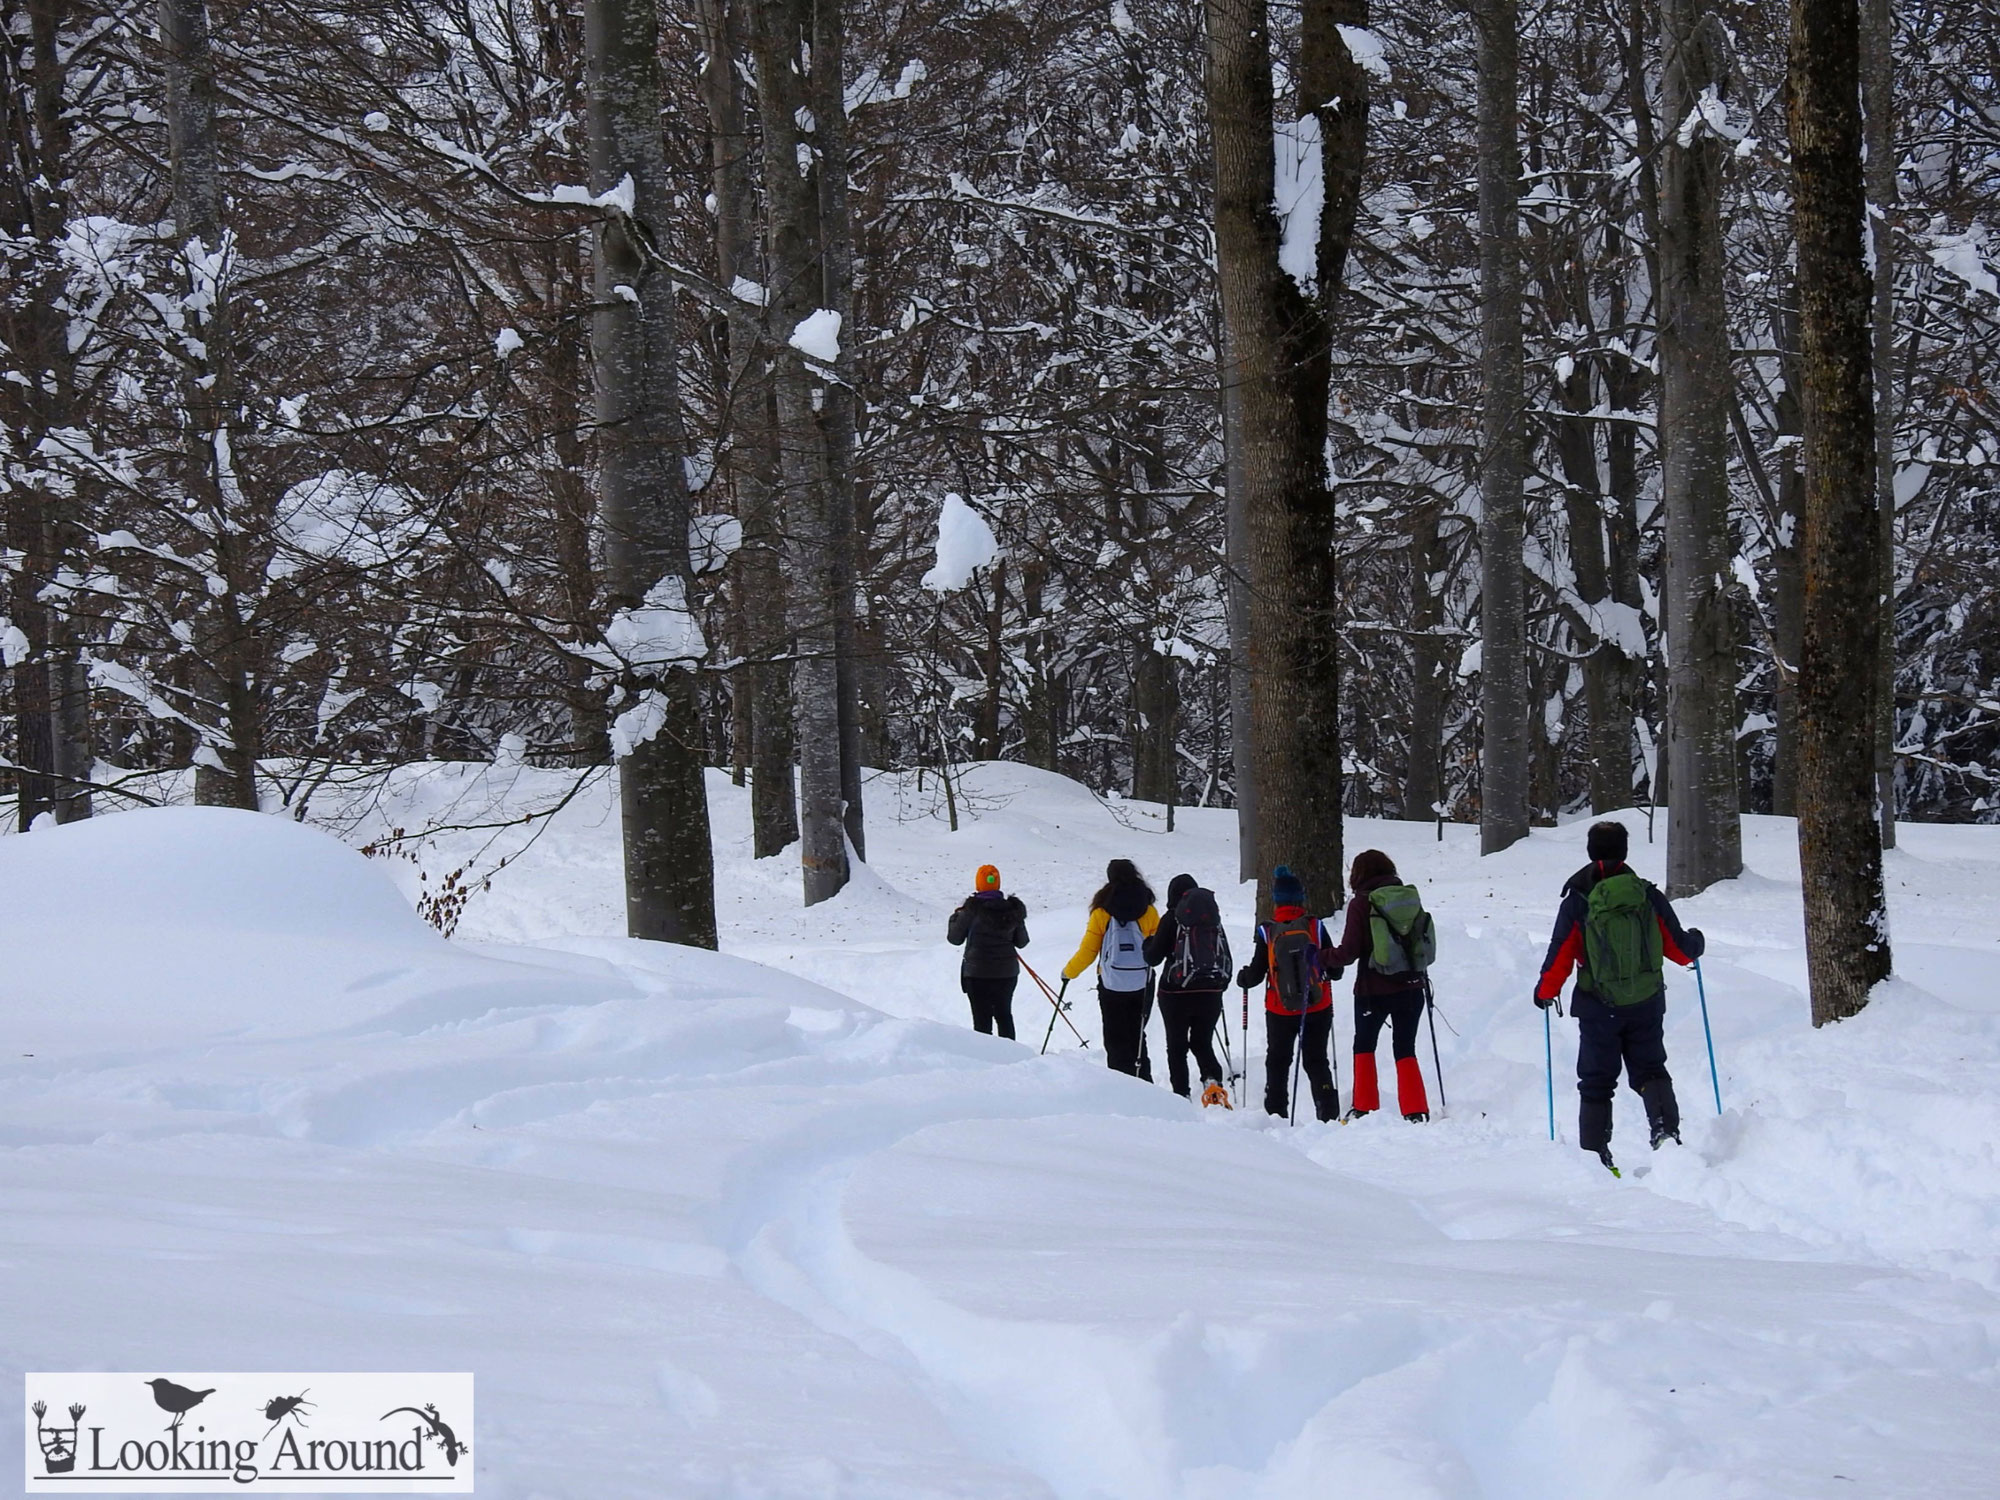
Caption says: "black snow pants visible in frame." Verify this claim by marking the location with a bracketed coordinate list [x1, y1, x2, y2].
[1573, 991, 1677, 1151]
[1099, 982, 1155, 1081]
[962, 976, 1017, 1040]
[1264, 1006, 1338, 1121]
[1157, 990, 1224, 1098]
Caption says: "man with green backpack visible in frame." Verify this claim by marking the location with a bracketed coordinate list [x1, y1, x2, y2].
[1534, 820, 1706, 1173]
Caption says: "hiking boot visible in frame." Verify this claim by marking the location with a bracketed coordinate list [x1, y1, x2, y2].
[1200, 1081, 1232, 1110]
[1403, 1111, 1429, 1123]
[1341, 1107, 1375, 1123]
[1650, 1122, 1681, 1150]
[1595, 1146, 1621, 1177]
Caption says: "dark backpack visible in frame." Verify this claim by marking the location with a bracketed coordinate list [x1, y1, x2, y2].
[1582, 871, 1664, 1005]
[1166, 887, 1233, 991]
[1265, 916, 1324, 1014]
[1367, 884, 1436, 975]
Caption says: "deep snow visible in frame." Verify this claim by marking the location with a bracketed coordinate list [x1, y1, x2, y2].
[2, 763, 1996, 1497]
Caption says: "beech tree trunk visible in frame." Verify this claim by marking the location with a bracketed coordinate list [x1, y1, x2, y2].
[1131, 644, 1178, 805]
[1471, 0, 1529, 853]
[751, 0, 847, 904]
[584, 0, 718, 946]
[1770, 299, 1806, 816]
[695, 0, 796, 856]
[1207, 0, 1364, 915]
[1860, 0, 1897, 846]
[1657, 0, 1743, 894]
[1402, 501, 1448, 823]
[2, 0, 94, 826]
[1789, 0, 1892, 1023]
[810, 0, 867, 862]
[160, 0, 259, 811]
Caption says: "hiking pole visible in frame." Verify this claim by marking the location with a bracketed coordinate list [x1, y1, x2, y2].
[1241, 987, 1251, 1111]
[1214, 1011, 1238, 1107]
[1543, 1002, 1556, 1141]
[1021, 957, 1088, 1052]
[1287, 1006, 1305, 1125]
[1424, 977, 1447, 1114]
[1695, 957, 1722, 1114]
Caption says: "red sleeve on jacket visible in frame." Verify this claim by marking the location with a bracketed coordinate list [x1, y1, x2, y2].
[1323, 896, 1370, 967]
[1659, 919, 1691, 967]
[1536, 928, 1583, 1000]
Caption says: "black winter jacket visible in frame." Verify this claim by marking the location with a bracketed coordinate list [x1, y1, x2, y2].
[948, 892, 1030, 980]
[1143, 874, 1227, 998]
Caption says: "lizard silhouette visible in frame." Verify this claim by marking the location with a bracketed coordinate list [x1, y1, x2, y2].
[379, 1404, 467, 1466]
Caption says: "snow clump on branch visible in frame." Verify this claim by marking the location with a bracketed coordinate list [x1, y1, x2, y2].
[921, 493, 999, 593]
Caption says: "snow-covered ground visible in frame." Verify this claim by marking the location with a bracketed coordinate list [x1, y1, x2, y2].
[3, 763, 1996, 1497]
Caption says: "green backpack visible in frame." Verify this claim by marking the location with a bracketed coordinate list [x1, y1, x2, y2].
[1582, 871, 1664, 1005]
[1367, 884, 1436, 974]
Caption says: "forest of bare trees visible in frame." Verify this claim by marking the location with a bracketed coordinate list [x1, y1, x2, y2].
[4, 0, 1995, 1014]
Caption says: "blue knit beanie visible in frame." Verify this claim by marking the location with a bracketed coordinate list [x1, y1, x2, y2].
[1272, 865, 1305, 907]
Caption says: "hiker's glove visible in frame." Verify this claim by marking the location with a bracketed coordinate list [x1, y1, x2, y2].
[1236, 967, 1256, 990]
[1533, 993, 1557, 1010]
[1685, 926, 1707, 958]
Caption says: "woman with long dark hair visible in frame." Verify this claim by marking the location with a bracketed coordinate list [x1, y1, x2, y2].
[1323, 848, 1433, 1121]
[1060, 858, 1159, 1078]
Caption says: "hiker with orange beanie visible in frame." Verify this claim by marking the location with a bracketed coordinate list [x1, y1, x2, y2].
[947, 864, 1030, 1038]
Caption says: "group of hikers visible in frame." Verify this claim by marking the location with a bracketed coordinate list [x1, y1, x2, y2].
[946, 819, 1707, 1172]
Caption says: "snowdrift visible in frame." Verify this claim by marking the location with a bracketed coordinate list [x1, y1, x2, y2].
[0, 769, 1996, 1497]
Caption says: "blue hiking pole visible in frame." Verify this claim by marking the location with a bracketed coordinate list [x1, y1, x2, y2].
[1695, 958, 1722, 1114]
[1543, 1004, 1555, 1141]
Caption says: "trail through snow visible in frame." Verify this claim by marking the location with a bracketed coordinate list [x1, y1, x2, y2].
[2, 763, 1996, 1497]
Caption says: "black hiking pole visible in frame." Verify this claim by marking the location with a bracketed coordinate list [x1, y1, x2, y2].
[1287, 1005, 1305, 1125]
[1022, 957, 1088, 1053]
[1214, 1012, 1238, 1107]
[1424, 976, 1447, 1114]
[1241, 987, 1252, 1113]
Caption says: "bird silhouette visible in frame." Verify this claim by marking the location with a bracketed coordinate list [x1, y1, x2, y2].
[143, 1379, 214, 1433]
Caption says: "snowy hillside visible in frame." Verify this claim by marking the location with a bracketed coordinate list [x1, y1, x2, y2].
[3, 767, 1997, 1497]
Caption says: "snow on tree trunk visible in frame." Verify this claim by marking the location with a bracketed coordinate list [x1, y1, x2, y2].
[1205, 0, 1366, 915]
[1658, 0, 1744, 895]
[1789, 0, 1893, 1024]
[583, 0, 718, 946]
[1471, 0, 1529, 855]
[751, 0, 848, 906]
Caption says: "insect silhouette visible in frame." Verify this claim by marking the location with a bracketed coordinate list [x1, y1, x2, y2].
[379, 1403, 467, 1466]
[260, 1391, 312, 1439]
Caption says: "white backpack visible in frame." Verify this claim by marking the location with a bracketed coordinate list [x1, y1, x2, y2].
[1099, 917, 1151, 992]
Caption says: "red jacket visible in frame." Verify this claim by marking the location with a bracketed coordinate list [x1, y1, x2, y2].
[1234, 905, 1334, 1015]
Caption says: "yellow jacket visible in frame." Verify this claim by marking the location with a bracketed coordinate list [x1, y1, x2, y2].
[1061, 905, 1160, 981]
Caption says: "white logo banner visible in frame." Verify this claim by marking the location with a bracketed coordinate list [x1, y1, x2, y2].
[25, 1373, 473, 1492]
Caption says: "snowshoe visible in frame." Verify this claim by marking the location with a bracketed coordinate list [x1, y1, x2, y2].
[1341, 1107, 1375, 1123]
[1403, 1111, 1429, 1123]
[1595, 1147, 1621, 1178]
[1650, 1123, 1681, 1150]
[1201, 1081, 1232, 1110]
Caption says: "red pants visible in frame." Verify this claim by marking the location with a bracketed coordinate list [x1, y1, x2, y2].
[1350, 990, 1429, 1115]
